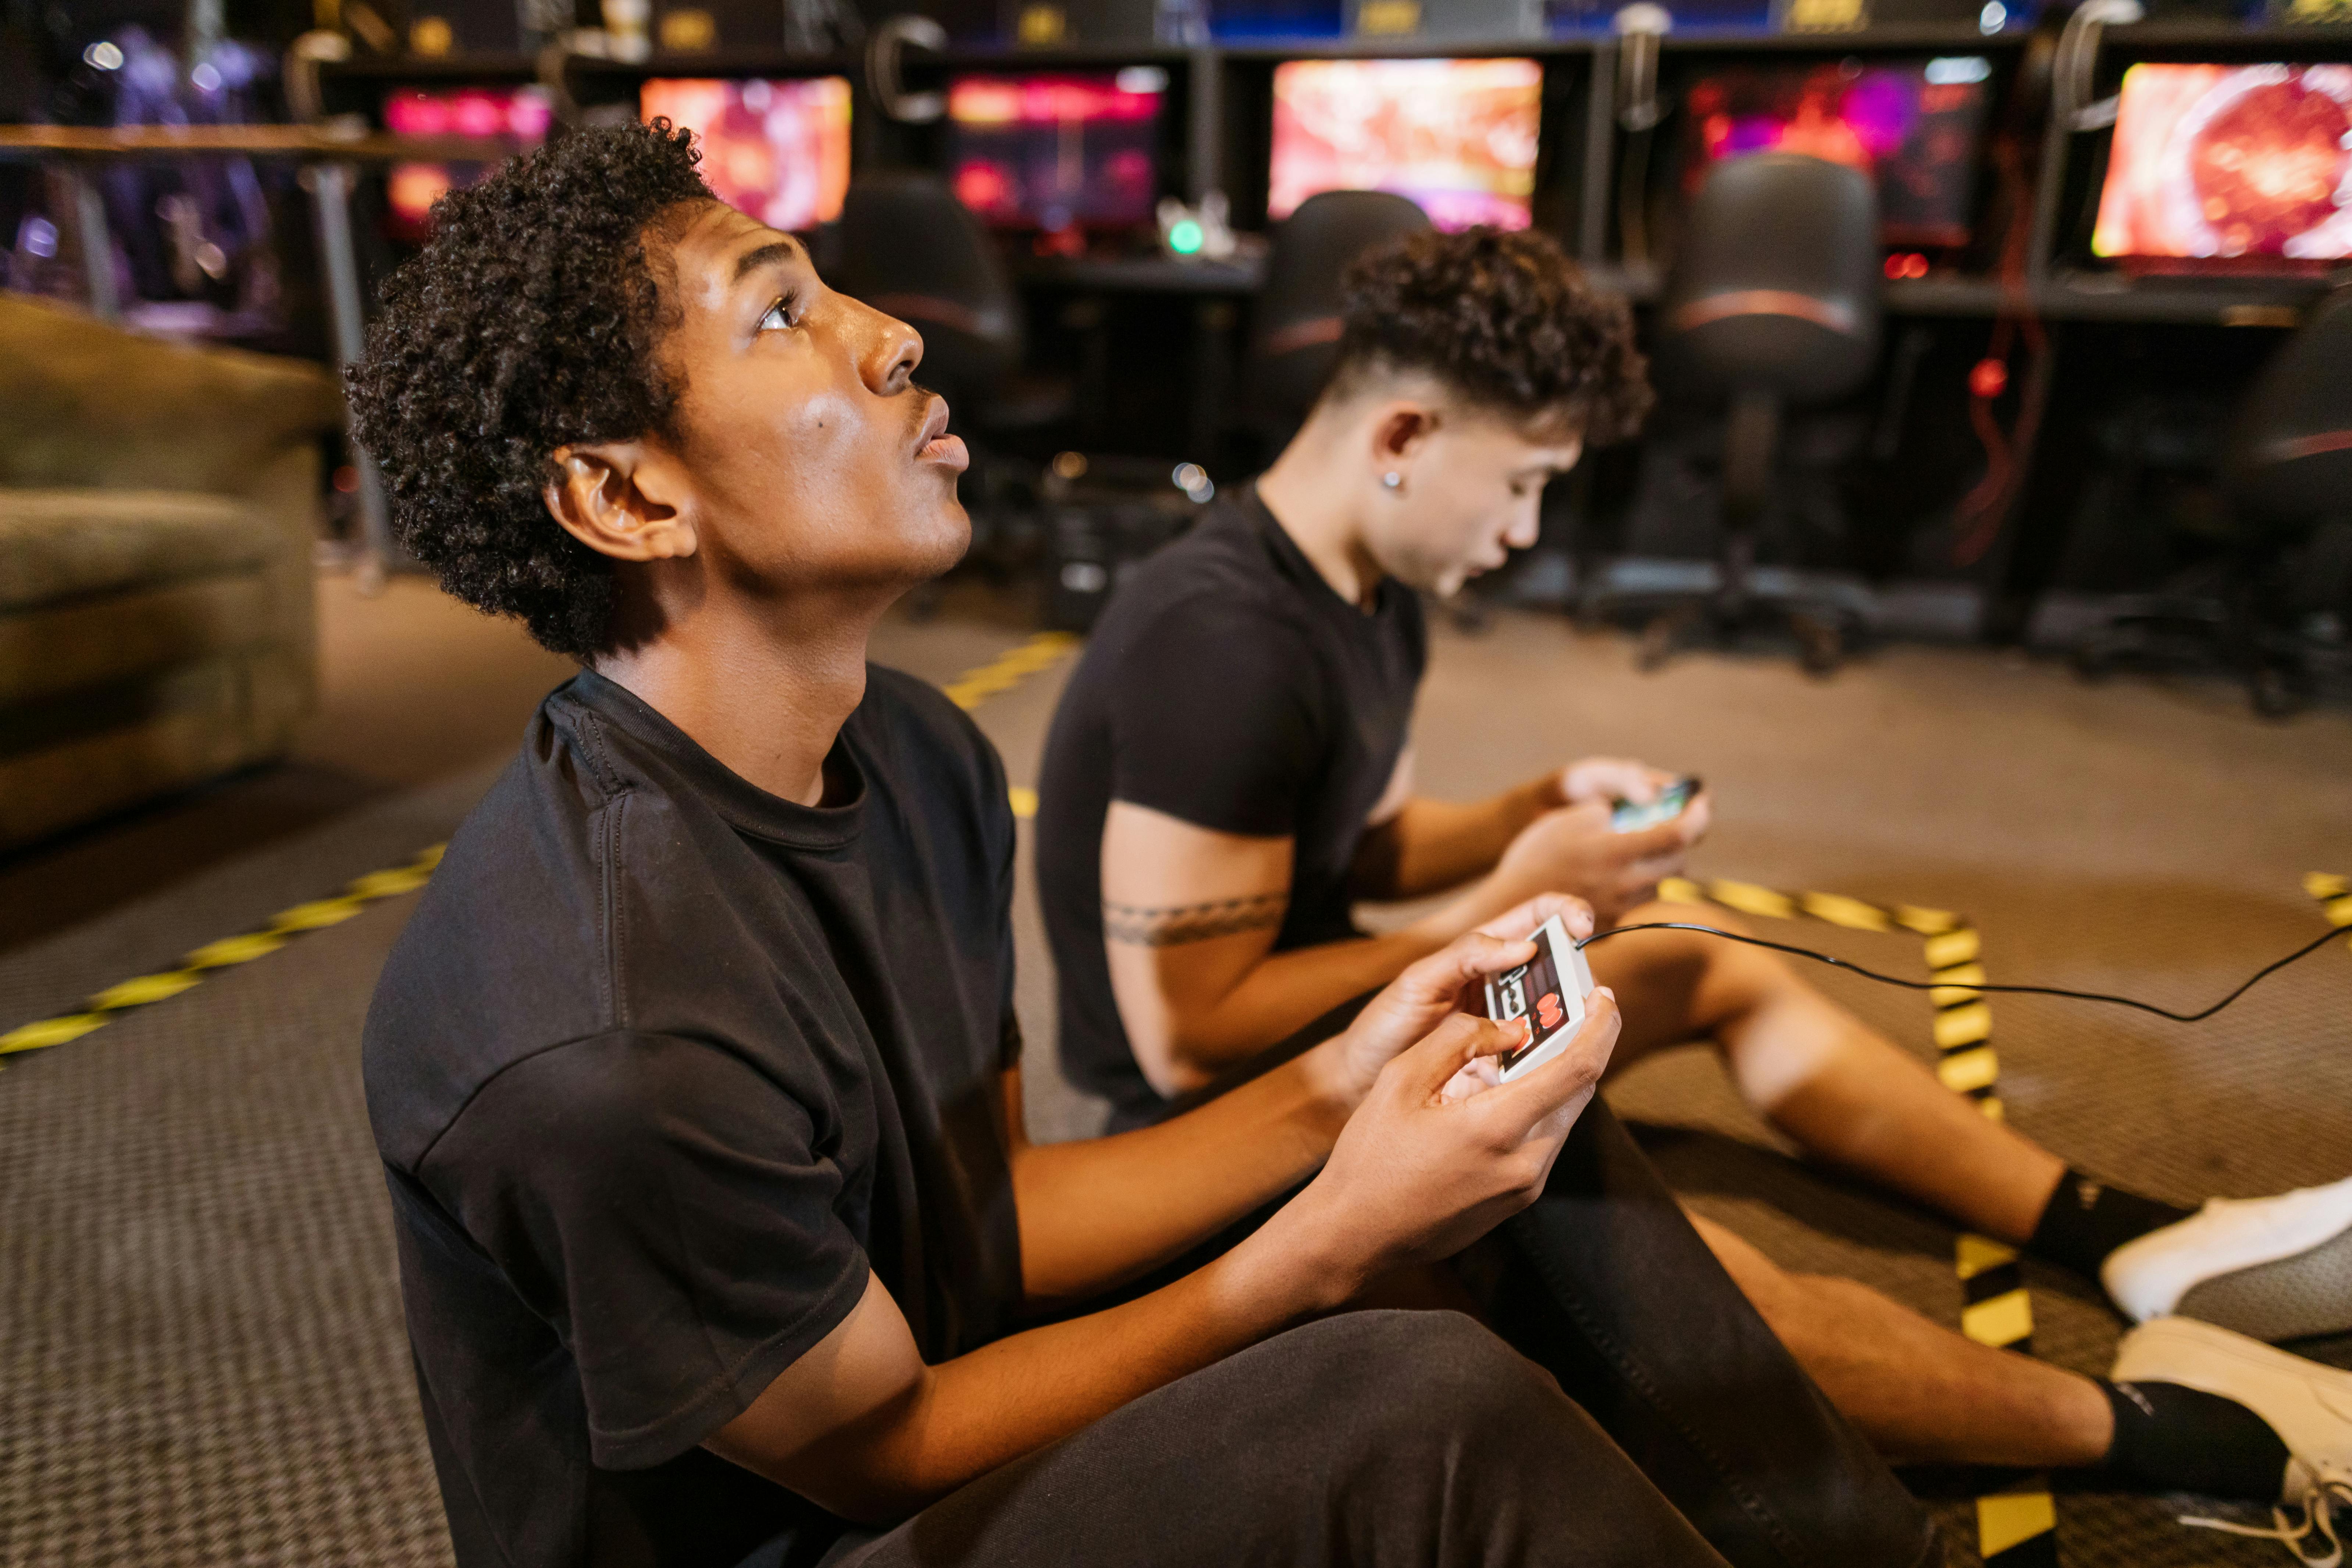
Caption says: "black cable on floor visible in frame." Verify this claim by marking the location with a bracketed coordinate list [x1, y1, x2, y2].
[1578, 921, 2346, 1024]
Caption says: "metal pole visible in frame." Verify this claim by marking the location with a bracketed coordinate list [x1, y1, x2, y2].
[302, 159, 394, 592]
[70, 168, 121, 321]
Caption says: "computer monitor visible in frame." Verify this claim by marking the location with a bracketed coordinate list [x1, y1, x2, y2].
[1679, 56, 1995, 248]
[1211, 0, 1344, 38]
[639, 77, 854, 233]
[946, 70, 1168, 231]
[1267, 57, 1542, 232]
[381, 86, 554, 241]
[2093, 63, 2352, 267]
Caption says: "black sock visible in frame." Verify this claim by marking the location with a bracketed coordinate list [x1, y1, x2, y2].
[2027, 1168, 2195, 1281]
[2100, 1379, 2290, 1500]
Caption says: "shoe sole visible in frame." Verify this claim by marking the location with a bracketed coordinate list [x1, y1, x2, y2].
[2174, 1219, 2352, 1343]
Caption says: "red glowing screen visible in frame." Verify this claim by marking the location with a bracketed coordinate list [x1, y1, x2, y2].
[1268, 58, 1541, 232]
[639, 77, 853, 232]
[947, 71, 1166, 229]
[1681, 57, 1993, 248]
[2093, 64, 2352, 264]
[381, 86, 553, 240]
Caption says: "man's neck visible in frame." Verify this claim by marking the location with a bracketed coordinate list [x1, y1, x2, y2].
[592, 584, 890, 808]
[1255, 423, 1385, 611]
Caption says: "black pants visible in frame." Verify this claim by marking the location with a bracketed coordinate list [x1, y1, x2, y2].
[829, 1100, 1939, 1568]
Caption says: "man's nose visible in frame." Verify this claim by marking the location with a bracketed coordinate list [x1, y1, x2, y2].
[858, 304, 924, 396]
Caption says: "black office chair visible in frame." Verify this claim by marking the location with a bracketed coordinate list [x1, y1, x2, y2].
[829, 172, 1069, 583]
[1243, 189, 1432, 445]
[1611, 152, 1883, 673]
[2073, 288, 2352, 716]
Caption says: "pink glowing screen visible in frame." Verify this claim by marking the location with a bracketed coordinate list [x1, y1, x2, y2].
[1680, 58, 1993, 247]
[381, 86, 553, 239]
[1268, 58, 1541, 232]
[639, 77, 853, 232]
[948, 73, 1165, 229]
[2093, 64, 2352, 264]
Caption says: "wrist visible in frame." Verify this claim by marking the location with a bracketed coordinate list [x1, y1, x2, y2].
[1237, 1183, 1368, 1317]
[1296, 1035, 1368, 1130]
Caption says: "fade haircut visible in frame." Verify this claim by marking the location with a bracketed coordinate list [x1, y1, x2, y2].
[346, 120, 715, 656]
[1327, 227, 1652, 444]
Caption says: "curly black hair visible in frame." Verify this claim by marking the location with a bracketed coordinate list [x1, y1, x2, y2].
[346, 120, 716, 655]
[1330, 227, 1652, 444]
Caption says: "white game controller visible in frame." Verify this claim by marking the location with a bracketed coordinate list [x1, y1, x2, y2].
[1481, 914, 1598, 1081]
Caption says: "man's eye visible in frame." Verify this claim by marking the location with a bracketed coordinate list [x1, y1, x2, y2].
[759, 297, 798, 332]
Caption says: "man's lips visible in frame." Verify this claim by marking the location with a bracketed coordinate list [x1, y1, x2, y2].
[914, 396, 969, 472]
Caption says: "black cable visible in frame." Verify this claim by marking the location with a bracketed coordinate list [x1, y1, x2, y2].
[1576, 921, 2346, 1025]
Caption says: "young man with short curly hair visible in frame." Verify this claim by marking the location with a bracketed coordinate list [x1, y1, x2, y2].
[1037, 223, 2352, 1508]
[356, 122, 1966, 1568]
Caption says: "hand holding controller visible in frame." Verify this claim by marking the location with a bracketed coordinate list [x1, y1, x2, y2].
[1482, 914, 1599, 1082]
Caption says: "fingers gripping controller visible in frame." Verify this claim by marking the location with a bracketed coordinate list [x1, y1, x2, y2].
[1482, 915, 1599, 1081]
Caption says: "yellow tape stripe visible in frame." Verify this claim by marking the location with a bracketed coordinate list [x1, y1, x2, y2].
[1977, 1489, 2057, 1557]
[0, 843, 448, 1062]
[1956, 1234, 2019, 1279]
[1937, 1045, 2000, 1094]
[1932, 1002, 1992, 1050]
[941, 632, 1079, 712]
[1963, 1287, 2035, 1348]
[1008, 786, 1038, 820]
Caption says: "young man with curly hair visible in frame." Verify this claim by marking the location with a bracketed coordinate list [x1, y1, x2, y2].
[1036, 224, 2352, 1508]
[354, 121, 1966, 1568]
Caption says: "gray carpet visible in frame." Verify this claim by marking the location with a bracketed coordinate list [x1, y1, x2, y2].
[3, 605, 2348, 1567]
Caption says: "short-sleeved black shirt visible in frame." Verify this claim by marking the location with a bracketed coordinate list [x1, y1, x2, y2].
[1035, 484, 1427, 1122]
[363, 667, 1023, 1568]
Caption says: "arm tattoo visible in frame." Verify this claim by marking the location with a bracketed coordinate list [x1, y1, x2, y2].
[1104, 892, 1289, 947]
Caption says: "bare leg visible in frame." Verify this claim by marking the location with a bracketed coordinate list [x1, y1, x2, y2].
[1691, 1211, 2113, 1467]
[1593, 901, 2067, 1244]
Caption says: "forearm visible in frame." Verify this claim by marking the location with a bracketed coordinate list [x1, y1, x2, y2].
[1354, 781, 1555, 901]
[1150, 923, 1454, 1084]
[869, 1207, 1346, 1514]
[1013, 1046, 1348, 1303]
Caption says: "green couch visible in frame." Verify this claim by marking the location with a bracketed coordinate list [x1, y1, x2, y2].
[0, 295, 344, 852]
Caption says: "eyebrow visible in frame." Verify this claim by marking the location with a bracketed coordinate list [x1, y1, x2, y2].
[731, 238, 801, 284]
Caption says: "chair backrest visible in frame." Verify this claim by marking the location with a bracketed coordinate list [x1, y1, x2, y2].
[831, 172, 1022, 399]
[2226, 288, 2352, 526]
[1246, 189, 1433, 436]
[1660, 153, 1882, 406]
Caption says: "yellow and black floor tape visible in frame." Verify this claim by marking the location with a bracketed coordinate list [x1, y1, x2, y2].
[0, 634, 1083, 1065]
[0, 844, 446, 1062]
[2308, 871, 2352, 939]
[1657, 876, 2057, 1566]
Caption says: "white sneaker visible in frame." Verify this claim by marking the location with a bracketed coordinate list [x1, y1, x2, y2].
[2102, 1176, 2352, 1342]
[2113, 1315, 2352, 1565]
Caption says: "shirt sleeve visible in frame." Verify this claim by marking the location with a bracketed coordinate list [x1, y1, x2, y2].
[422, 1031, 872, 1471]
[1105, 595, 1324, 839]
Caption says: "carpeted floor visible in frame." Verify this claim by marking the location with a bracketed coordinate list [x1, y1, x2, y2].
[3, 587, 2347, 1567]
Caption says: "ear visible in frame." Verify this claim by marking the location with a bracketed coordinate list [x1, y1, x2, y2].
[544, 442, 697, 563]
[1369, 403, 1440, 469]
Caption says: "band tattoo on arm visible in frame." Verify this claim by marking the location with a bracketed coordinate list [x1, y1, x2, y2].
[1104, 892, 1289, 947]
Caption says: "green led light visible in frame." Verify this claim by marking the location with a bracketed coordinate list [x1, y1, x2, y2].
[1168, 219, 1205, 256]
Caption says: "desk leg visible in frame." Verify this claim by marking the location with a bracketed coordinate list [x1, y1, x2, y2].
[68, 168, 120, 321]
[301, 160, 394, 594]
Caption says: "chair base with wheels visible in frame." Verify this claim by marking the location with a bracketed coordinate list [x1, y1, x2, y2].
[2071, 569, 2318, 718]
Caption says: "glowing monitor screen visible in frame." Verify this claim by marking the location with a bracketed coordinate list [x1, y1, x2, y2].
[1681, 57, 1994, 247]
[2093, 64, 2352, 264]
[1268, 57, 1542, 232]
[947, 70, 1166, 229]
[640, 77, 853, 232]
[381, 86, 553, 240]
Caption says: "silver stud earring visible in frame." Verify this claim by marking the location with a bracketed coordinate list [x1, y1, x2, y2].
[1382, 471, 1404, 492]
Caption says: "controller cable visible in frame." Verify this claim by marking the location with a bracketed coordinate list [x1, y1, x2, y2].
[1576, 922, 2345, 1024]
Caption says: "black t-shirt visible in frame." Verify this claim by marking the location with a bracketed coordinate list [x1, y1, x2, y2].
[363, 667, 1024, 1568]
[1035, 484, 1427, 1122]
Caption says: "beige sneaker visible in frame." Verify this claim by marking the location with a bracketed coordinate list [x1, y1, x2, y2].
[2113, 1315, 2352, 1564]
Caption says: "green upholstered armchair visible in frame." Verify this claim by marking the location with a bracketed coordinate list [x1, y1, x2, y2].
[0, 295, 344, 852]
